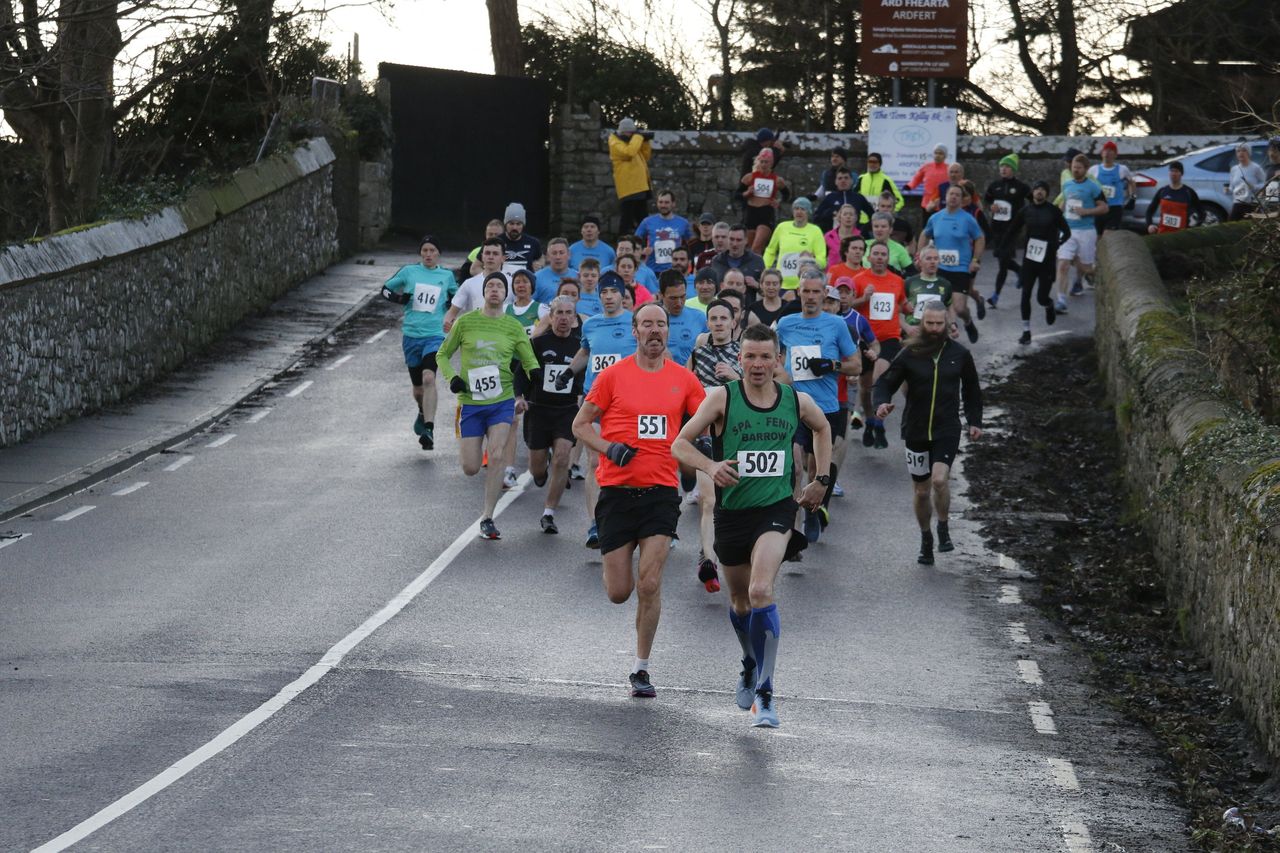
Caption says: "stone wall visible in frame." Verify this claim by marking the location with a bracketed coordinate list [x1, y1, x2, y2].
[550, 107, 1247, 238]
[1094, 231, 1280, 759]
[0, 138, 339, 448]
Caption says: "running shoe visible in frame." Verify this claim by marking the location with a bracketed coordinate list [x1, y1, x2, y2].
[816, 505, 830, 530]
[918, 530, 934, 565]
[418, 431, 434, 451]
[1046, 303, 1057, 326]
[874, 425, 889, 450]
[1082, 273, 1095, 289]
[684, 488, 701, 506]
[937, 520, 954, 552]
[965, 322, 979, 344]
[540, 514, 558, 535]
[1055, 297, 1069, 314]
[413, 413, 429, 436]
[849, 408, 865, 430]
[736, 658, 756, 710]
[569, 463, 585, 481]
[803, 509, 821, 543]
[585, 523, 600, 549]
[502, 468, 519, 490]
[1070, 279, 1084, 296]
[1014, 276, 1023, 290]
[862, 424, 875, 447]
[750, 689, 779, 727]
[697, 557, 720, 593]
[974, 293, 987, 320]
[479, 518, 501, 540]
[629, 670, 656, 698]
[832, 482, 845, 498]
[1019, 330, 1032, 345]
[987, 292, 999, 309]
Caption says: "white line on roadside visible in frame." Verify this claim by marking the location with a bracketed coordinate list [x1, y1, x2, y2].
[286, 380, 313, 397]
[245, 408, 273, 424]
[326, 355, 353, 370]
[32, 473, 534, 853]
[1048, 758, 1081, 791]
[206, 434, 237, 448]
[1061, 819, 1093, 851]
[366, 329, 389, 344]
[163, 455, 194, 472]
[111, 482, 149, 496]
[54, 506, 95, 522]
[0, 533, 31, 550]
[1037, 330, 1072, 340]
[998, 553, 1020, 572]
[997, 584, 1023, 605]
[1029, 701, 1058, 734]
[1006, 622, 1031, 644]
[1016, 659, 1043, 686]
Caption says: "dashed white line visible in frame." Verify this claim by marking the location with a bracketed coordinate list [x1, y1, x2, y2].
[366, 329, 389, 344]
[1048, 757, 1081, 791]
[0, 533, 31, 550]
[285, 380, 314, 397]
[111, 482, 149, 496]
[54, 506, 96, 522]
[1061, 819, 1093, 851]
[163, 455, 194, 472]
[245, 408, 273, 424]
[326, 355, 353, 370]
[1017, 659, 1044, 686]
[1028, 701, 1058, 734]
[206, 433, 237, 448]
[1006, 622, 1031, 644]
[31, 472, 534, 853]
[997, 584, 1023, 604]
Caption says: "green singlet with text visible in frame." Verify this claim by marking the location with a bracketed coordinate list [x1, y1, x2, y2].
[714, 380, 799, 511]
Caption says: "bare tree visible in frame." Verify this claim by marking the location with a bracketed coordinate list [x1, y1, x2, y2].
[703, 0, 740, 128]
[487, 0, 523, 76]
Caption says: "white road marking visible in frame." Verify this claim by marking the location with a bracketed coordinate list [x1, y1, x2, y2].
[245, 408, 273, 424]
[1037, 330, 1072, 340]
[1048, 757, 1081, 791]
[111, 482, 149, 496]
[1006, 622, 1031, 644]
[1017, 660, 1044, 686]
[206, 433, 237, 448]
[366, 329, 389, 344]
[163, 455, 194, 472]
[285, 380, 313, 397]
[326, 355, 353, 370]
[54, 506, 95, 522]
[0, 533, 31, 550]
[998, 552, 1020, 572]
[1029, 701, 1058, 735]
[997, 584, 1023, 604]
[1061, 819, 1093, 851]
[32, 473, 534, 853]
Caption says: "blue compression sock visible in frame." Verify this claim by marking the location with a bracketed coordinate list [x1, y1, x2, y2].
[730, 608, 754, 663]
[749, 604, 781, 694]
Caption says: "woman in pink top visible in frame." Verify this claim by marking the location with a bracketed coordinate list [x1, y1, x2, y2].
[906, 144, 952, 212]
[824, 204, 860, 269]
[613, 254, 654, 304]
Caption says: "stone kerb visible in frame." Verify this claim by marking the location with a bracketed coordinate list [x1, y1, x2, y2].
[1095, 230, 1280, 759]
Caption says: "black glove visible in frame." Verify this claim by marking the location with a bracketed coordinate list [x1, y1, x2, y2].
[605, 442, 638, 467]
[449, 376, 465, 395]
[809, 358, 836, 376]
[381, 286, 411, 305]
[553, 366, 575, 391]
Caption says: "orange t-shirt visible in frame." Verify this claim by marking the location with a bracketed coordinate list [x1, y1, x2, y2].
[828, 262, 862, 287]
[586, 356, 706, 488]
[853, 268, 906, 342]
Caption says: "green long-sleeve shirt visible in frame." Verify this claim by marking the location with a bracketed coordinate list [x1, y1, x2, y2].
[437, 311, 538, 406]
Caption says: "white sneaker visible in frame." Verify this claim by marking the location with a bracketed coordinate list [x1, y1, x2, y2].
[832, 482, 845, 497]
[684, 488, 701, 505]
[502, 468, 519, 490]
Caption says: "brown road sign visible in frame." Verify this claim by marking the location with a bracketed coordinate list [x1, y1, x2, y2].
[860, 0, 969, 78]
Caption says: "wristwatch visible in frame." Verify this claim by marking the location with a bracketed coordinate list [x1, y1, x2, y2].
[814, 474, 832, 487]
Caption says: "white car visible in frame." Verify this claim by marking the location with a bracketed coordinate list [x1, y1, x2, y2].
[1124, 141, 1274, 230]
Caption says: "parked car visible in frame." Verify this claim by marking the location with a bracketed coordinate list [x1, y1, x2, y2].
[1123, 141, 1272, 230]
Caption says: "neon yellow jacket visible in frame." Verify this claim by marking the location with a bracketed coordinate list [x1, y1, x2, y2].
[609, 133, 653, 199]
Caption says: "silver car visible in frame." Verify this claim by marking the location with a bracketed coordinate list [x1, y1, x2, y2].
[1124, 141, 1273, 230]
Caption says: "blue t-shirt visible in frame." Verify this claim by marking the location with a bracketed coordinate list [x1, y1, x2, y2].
[580, 311, 636, 391]
[843, 311, 877, 348]
[684, 274, 697, 300]
[923, 209, 985, 273]
[635, 214, 693, 272]
[569, 240, 616, 270]
[666, 308, 709, 366]
[534, 265, 579, 304]
[1090, 164, 1127, 209]
[1062, 178, 1106, 230]
[777, 312, 856, 414]
[383, 263, 457, 339]
[577, 290, 603, 318]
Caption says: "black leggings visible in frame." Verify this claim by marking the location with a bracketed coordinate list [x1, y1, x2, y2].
[619, 197, 649, 235]
[994, 247, 1022, 295]
[1020, 259, 1056, 321]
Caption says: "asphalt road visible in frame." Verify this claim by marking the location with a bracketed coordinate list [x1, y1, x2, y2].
[1, 266, 1191, 852]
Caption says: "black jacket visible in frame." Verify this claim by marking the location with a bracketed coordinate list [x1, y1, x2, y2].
[813, 189, 875, 233]
[872, 339, 982, 442]
[1000, 200, 1071, 259]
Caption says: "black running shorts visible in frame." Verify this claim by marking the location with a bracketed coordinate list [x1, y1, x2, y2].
[794, 409, 847, 452]
[595, 486, 681, 555]
[523, 405, 576, 451]
[904, 434, 961, 482]
[714, 497, 806, 567]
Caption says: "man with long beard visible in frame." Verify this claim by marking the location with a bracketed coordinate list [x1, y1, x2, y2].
[872, 301, 983, 567]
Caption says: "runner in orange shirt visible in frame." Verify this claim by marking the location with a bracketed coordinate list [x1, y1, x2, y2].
[852, 243, 907, 449]
[572, 302, 707, 698]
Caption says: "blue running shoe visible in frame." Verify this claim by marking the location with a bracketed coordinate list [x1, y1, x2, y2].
[751, 689, 779, 727]
[585, 523, 600, 549]
[629, 670, 656, 698]
[413, 413, 428, 436]
[736, 658, 756, 710]
[803, 510, 821, 543]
